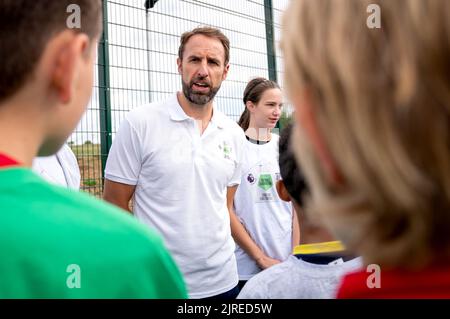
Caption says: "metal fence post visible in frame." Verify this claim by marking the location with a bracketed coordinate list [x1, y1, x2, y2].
[264, 0, 277, 84]
[145, 0, 159, 103]
[264, 0, 282, 130]
[98, 0, 113, 183]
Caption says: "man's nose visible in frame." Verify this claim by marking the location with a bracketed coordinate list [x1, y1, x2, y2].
[196, 61, 208, 78]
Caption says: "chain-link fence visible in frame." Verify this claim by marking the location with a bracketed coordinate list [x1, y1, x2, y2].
[69, 0, 291, 197]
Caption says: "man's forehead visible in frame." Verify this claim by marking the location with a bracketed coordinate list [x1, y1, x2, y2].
[184, 35, 225, 59]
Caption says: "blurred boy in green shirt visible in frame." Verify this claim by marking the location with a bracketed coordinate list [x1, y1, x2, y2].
[0, 0, 186, 298]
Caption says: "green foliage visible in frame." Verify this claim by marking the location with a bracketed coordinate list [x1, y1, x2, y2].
[278, 111, 293, 130]
[83, 179, 97, 187]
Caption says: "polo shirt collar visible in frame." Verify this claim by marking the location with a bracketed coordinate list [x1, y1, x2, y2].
[168, 93, 226, 129]
[168, 94, 190, 122]
[210, 108, 226, 129]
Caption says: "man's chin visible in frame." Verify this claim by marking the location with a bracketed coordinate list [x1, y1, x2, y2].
[185, 92, 210, 105]
[191, 87, 211, 95]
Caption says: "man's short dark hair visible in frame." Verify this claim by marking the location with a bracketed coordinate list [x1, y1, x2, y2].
[279, 123, 308, 206]
[0, 0, 102, 103]
[178, 27, 230, 65]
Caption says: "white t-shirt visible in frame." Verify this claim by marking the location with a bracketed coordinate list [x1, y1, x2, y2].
[32, 144, 80, 190]
[233, 134, 293, 280]
[105, 94, 246, 298]
[237, 255, 362, 299]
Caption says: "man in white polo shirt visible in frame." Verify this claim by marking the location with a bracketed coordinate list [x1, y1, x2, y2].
[103, 27, 246, 299]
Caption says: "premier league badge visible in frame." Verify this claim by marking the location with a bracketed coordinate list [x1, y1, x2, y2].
[247, 173, 256, 184]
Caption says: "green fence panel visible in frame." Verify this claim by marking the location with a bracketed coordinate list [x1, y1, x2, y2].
[70, 0, 291, 197]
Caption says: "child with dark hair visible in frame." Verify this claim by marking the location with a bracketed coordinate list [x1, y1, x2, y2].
[238, 124, 360, 299]
[0, 0, 186, 298]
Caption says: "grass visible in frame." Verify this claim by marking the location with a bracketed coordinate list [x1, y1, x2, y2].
[71, 143, 101, 157]
[83, 179, 98, 187]
[70, 143, 103, 198]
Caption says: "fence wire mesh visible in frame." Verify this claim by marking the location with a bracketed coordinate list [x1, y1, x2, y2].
[69, 0, 291, 197]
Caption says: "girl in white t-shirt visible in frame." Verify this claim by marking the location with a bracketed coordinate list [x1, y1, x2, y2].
[231, 77, 300, 289]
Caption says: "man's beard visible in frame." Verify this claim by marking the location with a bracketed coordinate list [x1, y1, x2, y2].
[182, 78, 221, 106]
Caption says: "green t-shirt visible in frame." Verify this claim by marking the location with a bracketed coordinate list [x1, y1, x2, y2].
[0, 168, 187, 298]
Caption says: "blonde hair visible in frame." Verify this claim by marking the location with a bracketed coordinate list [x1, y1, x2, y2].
[282, 0, 450, 268]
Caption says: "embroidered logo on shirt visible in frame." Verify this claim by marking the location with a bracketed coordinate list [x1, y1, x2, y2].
[247, 173, 256, 184]
[218, 141, 232, 160]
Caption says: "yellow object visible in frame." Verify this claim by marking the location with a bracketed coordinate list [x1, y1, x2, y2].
[293, 241, 345, 255]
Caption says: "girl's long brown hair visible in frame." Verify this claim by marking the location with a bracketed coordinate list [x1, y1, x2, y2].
[238, 77, 280, 131]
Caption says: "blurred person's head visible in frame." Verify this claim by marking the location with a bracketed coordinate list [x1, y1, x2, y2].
[177, 27, 230, 107]
[282, 0, 450, 268]
[0, 0, 102, 158]
[238, 77, 282, 132]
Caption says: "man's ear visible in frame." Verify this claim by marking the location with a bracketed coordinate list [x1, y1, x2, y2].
[177, 57, 182, 75]
[222, 63, 230, 81]
[48, 31, 90, 104]
[276, 180, 292, 202]
[293, 90, 344, 187]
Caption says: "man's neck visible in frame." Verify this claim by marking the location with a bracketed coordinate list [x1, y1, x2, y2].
[177, 92, 213, 135]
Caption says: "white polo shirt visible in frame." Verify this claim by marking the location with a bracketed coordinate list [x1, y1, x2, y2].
[105, 94, 246, 298]
[32, 144, 80, 190]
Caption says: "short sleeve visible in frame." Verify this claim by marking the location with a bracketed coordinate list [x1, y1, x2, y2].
[104, 117, 142, 185]
[227, 130, 246, 187]
[58, 144, 81, 190]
